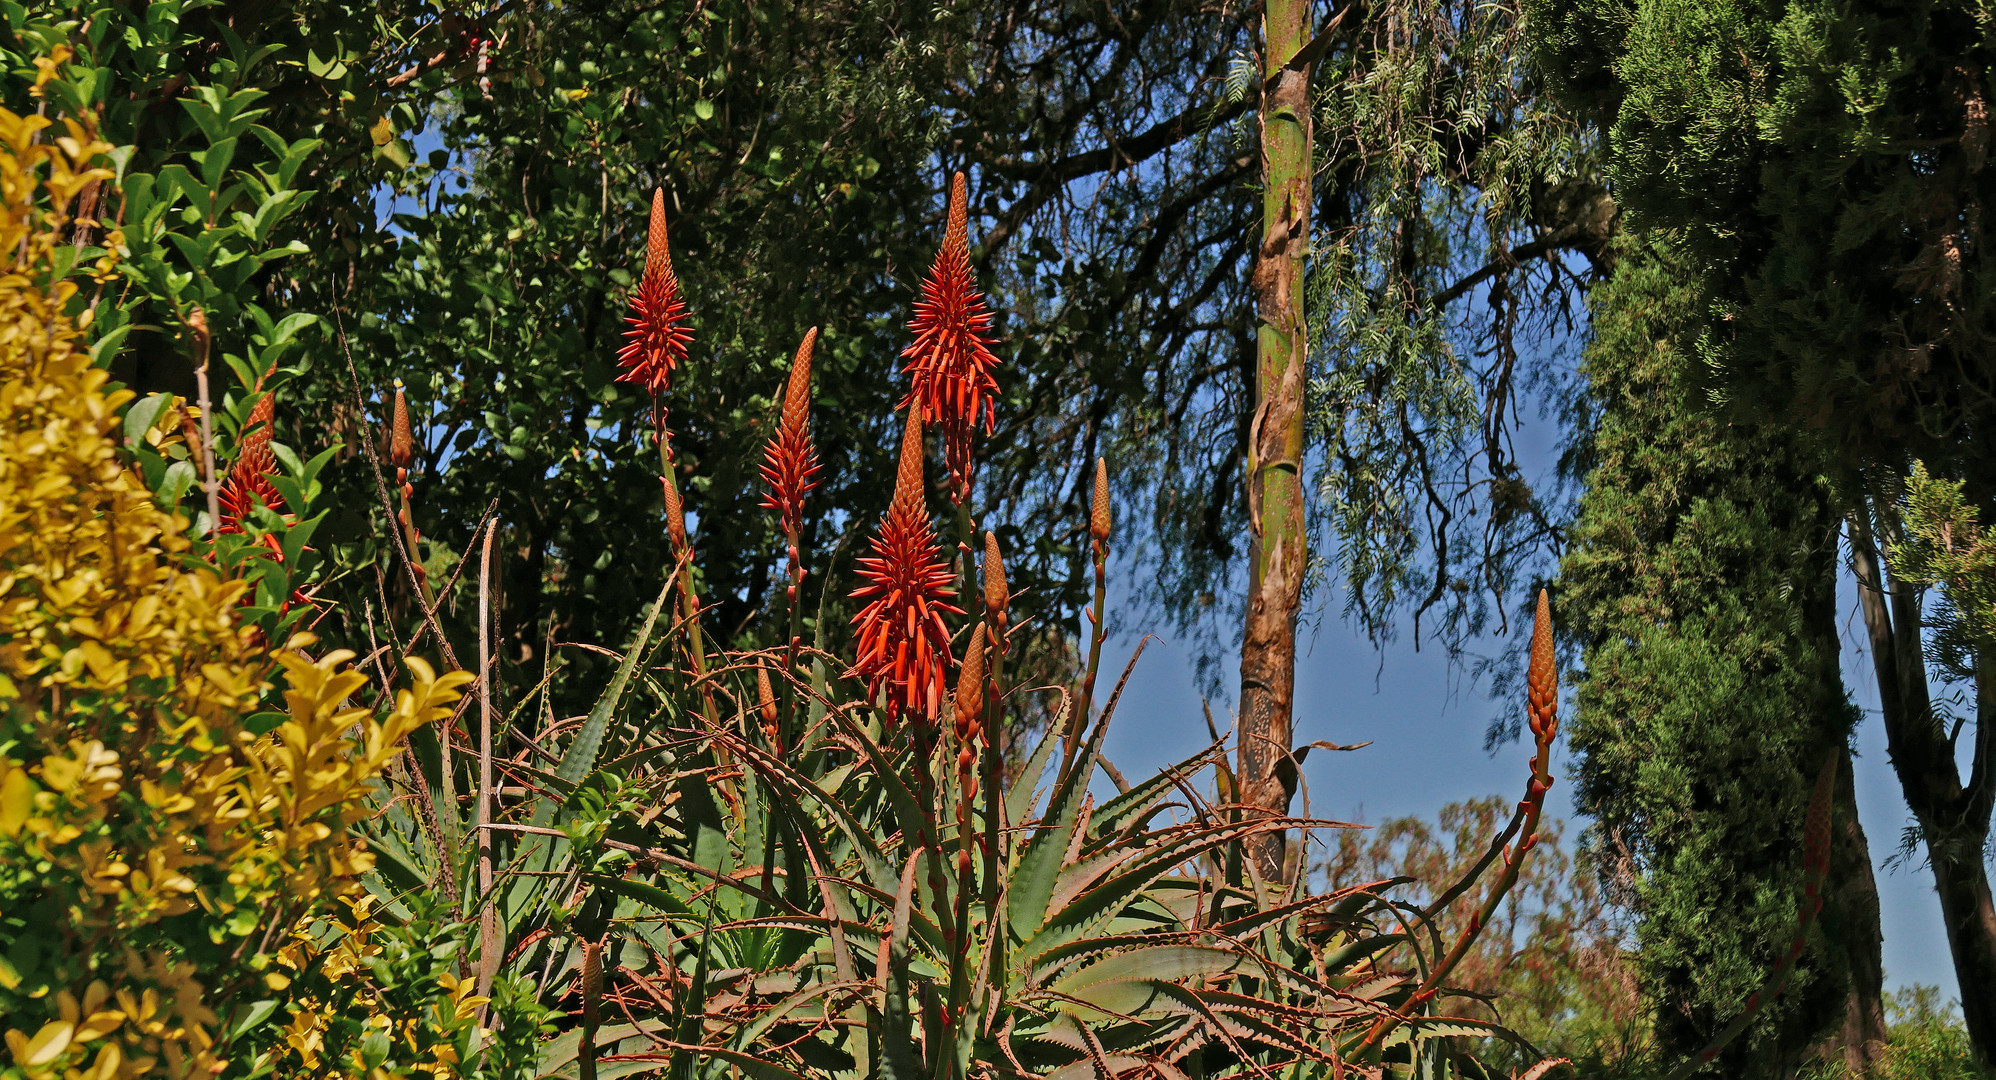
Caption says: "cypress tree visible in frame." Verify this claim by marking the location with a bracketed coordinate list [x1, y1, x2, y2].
[1560, 239, 1887, 1075]
[1529, 0, 1996, 1056]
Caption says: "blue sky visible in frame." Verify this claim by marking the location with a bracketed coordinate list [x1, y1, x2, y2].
[1088, 560, 1964, 1002]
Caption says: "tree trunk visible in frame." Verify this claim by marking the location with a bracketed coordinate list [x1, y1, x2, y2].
[1238, 0, 1312, 885]
[1849, 507, 1996, 1065]
[1817, 747, 1889, 1075]
[1802, 533, 1889, 1076]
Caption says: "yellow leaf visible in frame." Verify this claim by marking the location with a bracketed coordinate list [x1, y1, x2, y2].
[82, 1041, 121, 1080]
[0, 765, 31, 836]
[74, 1011, 122, 1042]
[369, 114, 395, 147]
[14, 1020, 72, 1066]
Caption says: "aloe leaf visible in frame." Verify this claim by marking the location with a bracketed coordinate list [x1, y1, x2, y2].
[1009, 690, 1116, 937]
[548, 574, 677, 803]
[535, 1023, 649, 1073]
[833, 711, 948, 887]
[712, 980, 872, 1071]
[1042, 1055, 1149, 1080]
[1004, 699, 1064, 828]
[1015, 820, 1266, 972]
[879, 853, 921, 1080]
[1081, 747, 1212, 853]
[731, 737, 895, 895]
[662, 1043, 812, 1080]
[1204, 887, 1348, 941]
[1049, 944, 1251, 996]
[1321, 932, 1407, 977]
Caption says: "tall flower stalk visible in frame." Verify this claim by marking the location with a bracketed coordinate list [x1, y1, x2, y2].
[900, 172, 999, 507]
[1358, 588, 1562, 1054]
[758, 327, 821, 710]
[617, 188, 713, 723]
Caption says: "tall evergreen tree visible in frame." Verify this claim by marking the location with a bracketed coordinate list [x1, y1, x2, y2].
[1529, 0, 1996, 1055]
[1559, 239, 1887, 1075]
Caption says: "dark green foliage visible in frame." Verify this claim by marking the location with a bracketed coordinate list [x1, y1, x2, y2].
[1528, 0, 1996, 510]
[1559, 238, 1879, 1074]
[1529, 0, 1996, 1059]
[312, 0, 954, 690]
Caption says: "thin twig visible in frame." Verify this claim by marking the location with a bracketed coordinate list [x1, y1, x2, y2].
[477, 518, 501, 1011]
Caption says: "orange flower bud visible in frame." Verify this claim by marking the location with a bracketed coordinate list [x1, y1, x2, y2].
[390, 378, 414, 471]
[1526, 588, 1556, 741]
[955, 625, 986, 741]
[1091, 457, 1111, 543]
[983, 531, 1008, 616]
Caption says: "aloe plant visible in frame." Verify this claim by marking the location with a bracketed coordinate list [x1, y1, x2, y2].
[334, 180, 1586, 1080]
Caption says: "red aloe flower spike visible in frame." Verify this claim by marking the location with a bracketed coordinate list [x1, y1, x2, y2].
[900, 171, 1000, 503]
[217, 392, 284, 535]
[849, 411, 964, 731]
[616, 188, 694, 404]
[757, 327, 823, 549]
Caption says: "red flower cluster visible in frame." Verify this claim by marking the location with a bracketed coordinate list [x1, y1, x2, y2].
[849, 411, 962, 729]
[217, 391, 283, 534]
[758, 328, 822, 543]
[616, 189, 694, 402]
[900, 172, 999, 502]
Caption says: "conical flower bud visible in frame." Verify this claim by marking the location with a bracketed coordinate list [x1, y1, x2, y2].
[983, 531, 1008, 613]
[390, 379, 414, 471]
[757, 664, 780, 749]
[1526, 588, 1556, 741]
[955, 625, 987, 742]
[1090, 457, 1112, 543]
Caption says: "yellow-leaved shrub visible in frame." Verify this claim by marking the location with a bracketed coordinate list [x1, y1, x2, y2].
[0, 92, 494, 1079]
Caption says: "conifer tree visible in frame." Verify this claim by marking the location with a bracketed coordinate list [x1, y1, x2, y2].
[1530, 0, 1996, 1056]
[1560, 239, 1888, 1075]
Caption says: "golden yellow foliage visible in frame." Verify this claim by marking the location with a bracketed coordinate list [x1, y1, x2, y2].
[0, 100, 477, 1079]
